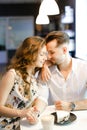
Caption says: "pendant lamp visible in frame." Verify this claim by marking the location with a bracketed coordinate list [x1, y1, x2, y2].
[36, 13, 50, 24]
[35, 0, 60, 25]
[39, 0, 60, 15]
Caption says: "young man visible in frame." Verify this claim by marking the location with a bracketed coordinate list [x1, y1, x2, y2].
[39, 31, 87, 111]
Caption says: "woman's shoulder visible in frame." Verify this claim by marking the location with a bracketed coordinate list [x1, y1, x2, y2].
[5, 69, 17, 79]
[0, 69, 16, 85]
[8, 68, 16, 75]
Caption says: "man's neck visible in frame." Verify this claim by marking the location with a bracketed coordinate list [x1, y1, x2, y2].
[58, 55, 72, 72]
[57, 55, 72, 80]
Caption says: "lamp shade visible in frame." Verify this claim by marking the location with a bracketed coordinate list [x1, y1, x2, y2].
[39, 0, 60, 15]
[36, 13, 50, 24]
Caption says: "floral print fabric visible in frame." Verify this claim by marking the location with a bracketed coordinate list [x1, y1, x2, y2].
[0, 69, 38, 130]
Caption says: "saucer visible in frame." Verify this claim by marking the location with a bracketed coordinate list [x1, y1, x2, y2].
[51, 112, 76, 125]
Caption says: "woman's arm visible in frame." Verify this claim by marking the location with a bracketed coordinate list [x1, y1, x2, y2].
[0, 70, 15, 105]
[0, 71, 34, 117]
[0, 70, 23, 118]
[41, 60, 52, 82]
[0, 70, 40, 124]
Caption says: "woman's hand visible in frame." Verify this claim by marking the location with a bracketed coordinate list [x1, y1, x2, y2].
[55, 101, 73, 111]
[41, 60, 52, 82]
[25, 106, 40, 125]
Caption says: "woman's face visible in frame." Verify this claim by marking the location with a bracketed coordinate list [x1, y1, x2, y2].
[36, 45, 47, 68]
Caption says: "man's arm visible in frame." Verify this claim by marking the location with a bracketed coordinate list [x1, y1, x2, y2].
[55, 99, 87, 111]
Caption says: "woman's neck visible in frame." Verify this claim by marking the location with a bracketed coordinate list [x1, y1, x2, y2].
[27, 66, 35, 76]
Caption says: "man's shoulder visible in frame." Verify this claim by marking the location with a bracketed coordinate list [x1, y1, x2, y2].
[73, 57, 87, 70]
[73, 57, 87, 64]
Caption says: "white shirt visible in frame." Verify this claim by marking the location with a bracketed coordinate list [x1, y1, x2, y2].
[39, 58, 87, 105]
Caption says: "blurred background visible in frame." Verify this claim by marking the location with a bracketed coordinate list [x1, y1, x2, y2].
[0, 0, 87, 75]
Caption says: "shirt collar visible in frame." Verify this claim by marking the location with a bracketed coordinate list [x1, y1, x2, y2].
[50, 58, 76, 73]
[72, 58, 77, 72]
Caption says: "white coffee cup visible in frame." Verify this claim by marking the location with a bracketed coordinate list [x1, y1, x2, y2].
[41, 115, 54, 130]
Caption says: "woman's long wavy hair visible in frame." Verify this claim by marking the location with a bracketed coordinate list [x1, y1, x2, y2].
[7, 36, 45, 83]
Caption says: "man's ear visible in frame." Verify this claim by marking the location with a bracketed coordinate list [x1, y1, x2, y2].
[63, 46, 67, 54]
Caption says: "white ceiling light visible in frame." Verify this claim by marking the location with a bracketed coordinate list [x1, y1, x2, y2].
[39, 0, 60, 15]
[36, 13, 50, 24]
[35, 0, 60, 25]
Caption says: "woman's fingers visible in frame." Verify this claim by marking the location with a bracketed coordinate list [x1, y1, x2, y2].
[41, 66, 51, 82]
[26, 107, 39, 124]
[27, 115, 38, 124]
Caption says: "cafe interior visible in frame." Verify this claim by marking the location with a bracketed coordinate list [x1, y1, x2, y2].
[0, 1, 87, 130]
[0, 0, 75, 73]
[0, 0, 87, 74]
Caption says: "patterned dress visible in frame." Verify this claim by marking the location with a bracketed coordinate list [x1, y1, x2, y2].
[0, 69, 38, 130]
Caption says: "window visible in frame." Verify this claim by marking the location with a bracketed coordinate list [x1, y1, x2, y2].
[0, 16, 34, 50]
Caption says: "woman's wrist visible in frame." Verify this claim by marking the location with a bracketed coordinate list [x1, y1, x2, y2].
[16, 109, 27, 118]
[43, 60, 52, 67]
[17, 106, 41, 119]
[32, 106, 40, 117]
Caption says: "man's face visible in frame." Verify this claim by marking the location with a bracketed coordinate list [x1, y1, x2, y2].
[46, 39, 66, 65]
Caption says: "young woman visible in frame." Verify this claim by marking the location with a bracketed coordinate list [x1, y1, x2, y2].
[0, 36, 48, 130]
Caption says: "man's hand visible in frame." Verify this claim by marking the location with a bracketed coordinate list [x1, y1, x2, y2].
[55, 101, 73, 111]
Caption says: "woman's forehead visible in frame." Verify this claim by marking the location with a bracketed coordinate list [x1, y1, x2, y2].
[40, 45, 47, 52]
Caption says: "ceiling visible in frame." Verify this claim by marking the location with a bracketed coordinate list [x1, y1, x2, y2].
[0, 0, 41, 4]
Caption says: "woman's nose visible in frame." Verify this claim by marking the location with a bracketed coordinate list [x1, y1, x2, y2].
[44, 55, 47, 60]
[47, 54, 51, 59]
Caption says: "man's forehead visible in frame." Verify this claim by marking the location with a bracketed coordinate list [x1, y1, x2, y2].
[47, 39, 57, 44]
[47, 39, 57, 48]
